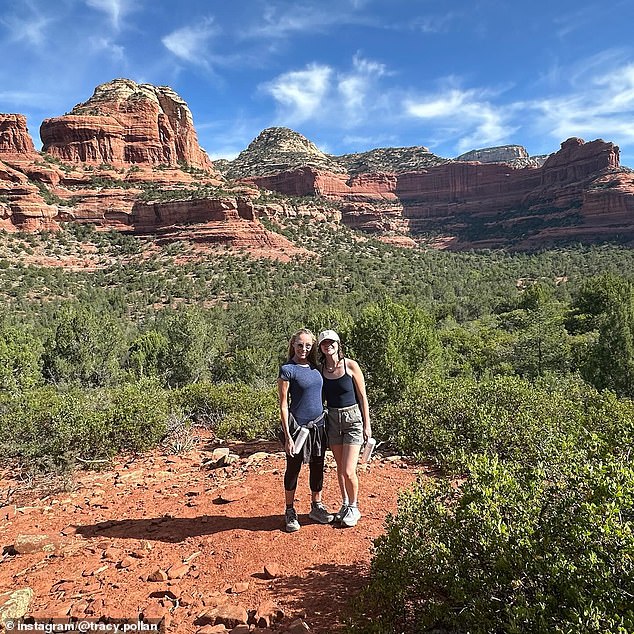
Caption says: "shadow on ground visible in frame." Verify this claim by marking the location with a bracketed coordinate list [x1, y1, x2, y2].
[272, 562, 368, 633]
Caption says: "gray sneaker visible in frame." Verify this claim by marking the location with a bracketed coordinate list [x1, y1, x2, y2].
[308, 502, 334, 524]
[341, 505, 361, 527]
[285, 507, 300, 532]
[333, 503, 349, 523]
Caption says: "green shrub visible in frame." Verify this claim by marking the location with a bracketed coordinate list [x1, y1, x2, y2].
[359, 454, 634, 633]
[0, 324, 43, 392]
[172, 382, 278, 440]
[0, 380, 169, 472]
[375, 375, 634, 474]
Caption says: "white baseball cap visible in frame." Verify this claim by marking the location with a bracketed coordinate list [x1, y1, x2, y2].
[318, 329, 341, 345]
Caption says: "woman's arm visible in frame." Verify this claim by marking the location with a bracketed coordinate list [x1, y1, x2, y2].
[347, 359, 372, 442]
[277, 378, 295, 455]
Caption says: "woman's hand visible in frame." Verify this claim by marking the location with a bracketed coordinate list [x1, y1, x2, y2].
[284, 435, 295, 456]
[363, 422, 372, 443]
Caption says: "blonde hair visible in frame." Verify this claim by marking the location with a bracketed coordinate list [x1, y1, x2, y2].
[287, 328, 318, 365]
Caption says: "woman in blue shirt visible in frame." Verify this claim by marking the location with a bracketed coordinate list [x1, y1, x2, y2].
[278, 328, 333, 532]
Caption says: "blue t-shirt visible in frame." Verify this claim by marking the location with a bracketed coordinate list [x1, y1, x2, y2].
[279, 361, 324, 425]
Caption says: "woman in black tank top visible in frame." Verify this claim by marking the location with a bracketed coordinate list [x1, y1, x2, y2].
[318, 329, 372, 528]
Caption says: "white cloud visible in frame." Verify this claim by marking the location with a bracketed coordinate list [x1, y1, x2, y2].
[85, 0, 134, 30]
[262, 64, 333, 124]
[90, 36, 125, 62]
[405, 87, 515, 152]
[262, 54, 390, 128]
[337, 54, 387, 124]
[410, 12, 459, 34]
[244, 2, 374, 39]
[530, 61, 634, 145]
[0, 6, 51, 46]
[162, 19, 217, 67]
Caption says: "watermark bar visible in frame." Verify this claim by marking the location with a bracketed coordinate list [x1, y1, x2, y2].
[2, 618, 164, 633]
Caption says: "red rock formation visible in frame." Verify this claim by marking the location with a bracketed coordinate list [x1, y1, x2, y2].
[248, 137, 634, 247]
[40, 79, 216, 172]
[131, 197, 254, 232]
[0, 114, 39, 161]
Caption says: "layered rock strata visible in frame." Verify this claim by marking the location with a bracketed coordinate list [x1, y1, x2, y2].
[40, 79, 215, 171]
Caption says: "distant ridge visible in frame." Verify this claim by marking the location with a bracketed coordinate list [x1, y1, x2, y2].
[456, 144, 549, 168]
[219, 127, 344, 178]
[217, 127, 448, 179]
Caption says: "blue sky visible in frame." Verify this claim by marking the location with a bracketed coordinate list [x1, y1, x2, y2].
[2, 0, 634, 165]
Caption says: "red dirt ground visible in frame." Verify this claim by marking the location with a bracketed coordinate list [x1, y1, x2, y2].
[0, 435, 423, 633]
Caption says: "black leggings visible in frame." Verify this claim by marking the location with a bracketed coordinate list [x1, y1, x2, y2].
[284, 453, 325, 492]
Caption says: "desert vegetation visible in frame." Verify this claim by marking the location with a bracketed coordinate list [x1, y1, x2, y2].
[1, 219, 634, 632]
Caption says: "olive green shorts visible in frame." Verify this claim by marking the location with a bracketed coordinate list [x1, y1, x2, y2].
[326, 404, 363, 446]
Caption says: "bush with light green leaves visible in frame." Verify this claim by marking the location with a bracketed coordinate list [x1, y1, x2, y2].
[0, 380, 169, 472]
[171, 382, 278, 440]
[357, 453, 634, 634]
[374, 374, 634, 474]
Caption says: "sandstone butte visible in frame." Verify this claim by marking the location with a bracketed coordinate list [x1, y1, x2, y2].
[2, 78, 634, 254]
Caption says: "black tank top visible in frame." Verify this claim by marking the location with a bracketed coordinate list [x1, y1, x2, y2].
[322, 358, 357, 407]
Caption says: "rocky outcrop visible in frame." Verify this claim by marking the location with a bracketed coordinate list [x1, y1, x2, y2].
[0, 114, 39, 161]
[40, 79, 215, 171]
[457, 144, 529, 163]
[246, 136, 634, 248]
[456, 144, 548, 168]
[3, 78, 634, 252]
[400, 138, 633, 247]
[220, 128, 448, 179]
[222, 127, 345, 179]
[337, 146, 447, 174]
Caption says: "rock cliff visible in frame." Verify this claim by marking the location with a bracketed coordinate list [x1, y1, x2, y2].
[242, 135, 634, 248]
[2, 80, 634, 252]
[456, 144, 548, 168]
[40, 79, 215, 171]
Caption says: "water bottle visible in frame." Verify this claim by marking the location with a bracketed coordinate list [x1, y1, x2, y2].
[293, 426, 310, 455]
[361, 437, 376, 463]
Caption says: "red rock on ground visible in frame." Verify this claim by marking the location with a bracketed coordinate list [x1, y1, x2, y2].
[0, 437, 422, 633]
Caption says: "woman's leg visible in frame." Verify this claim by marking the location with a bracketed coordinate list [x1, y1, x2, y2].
[329, 443, 348, 502]
[308, 456, 325, 499]
[284, 452, 303, 503]
[307, 455, 333, 523]
[341, 443, 362, 505]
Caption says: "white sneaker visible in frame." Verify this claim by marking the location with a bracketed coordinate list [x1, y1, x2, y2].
[308, 502, 334, 524]
[285, 507, 300, 532]
[333, 503, 348, 523]
[341, 505, 361, 527]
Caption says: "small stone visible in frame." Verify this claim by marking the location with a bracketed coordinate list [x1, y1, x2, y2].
[229, 582, 249, 594]
[263, 563, 280, 579]
[0, 588, 33, 623]
[208, 447, 230, 467]
[255, 600, 284, 628]
[14, 534, 62, 554]
[217, 486, 251, 503]
[287, 618, 310, 633]
[148, 569, 169, 582]
[142, 602, 170, 621]
[82, 564, 109, 577]
[119, 556, 136, 569]
[245, 451, 269, 466]
[202, 604, 248, 629]
[102, 546, 122, 561]
[196, 626, 228, 634]
[166, 563, 189, 579]
[0, 504, 16, 520]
